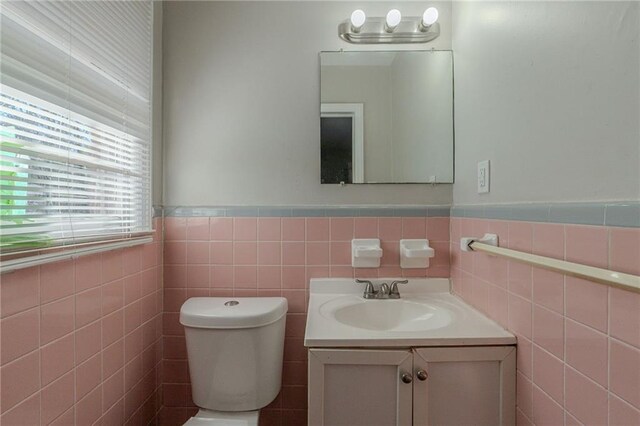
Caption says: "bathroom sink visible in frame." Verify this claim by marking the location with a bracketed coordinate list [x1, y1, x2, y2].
[320, 296, 452, 332]
[305, 278, 516, 347]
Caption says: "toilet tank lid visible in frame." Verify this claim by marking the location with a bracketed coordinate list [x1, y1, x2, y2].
[180, 297, 288, 329]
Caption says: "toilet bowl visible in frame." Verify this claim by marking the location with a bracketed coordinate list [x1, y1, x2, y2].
[180, 297, 288, 426]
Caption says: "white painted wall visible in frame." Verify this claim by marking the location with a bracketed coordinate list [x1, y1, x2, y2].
[162, 1, 453, 206]
[452, 1, 640, 205]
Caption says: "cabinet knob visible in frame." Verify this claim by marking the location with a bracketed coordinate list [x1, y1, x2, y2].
[400, 372, 413, 384]
[416, 370, 428, 381]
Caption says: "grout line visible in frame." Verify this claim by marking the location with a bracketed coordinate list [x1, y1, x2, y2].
[566, 364, 609, 392]
[532, 382, 563, 411]
[563, 271, 567, 416]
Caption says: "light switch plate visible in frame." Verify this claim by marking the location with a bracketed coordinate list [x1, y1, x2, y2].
[477, 160, 490, 194]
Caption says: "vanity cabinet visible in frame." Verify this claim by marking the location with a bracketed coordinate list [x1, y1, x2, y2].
[308, 346, 516, 426]
[308, 349, 413, 426]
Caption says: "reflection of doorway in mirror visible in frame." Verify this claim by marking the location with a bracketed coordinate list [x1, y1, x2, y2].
[321, 117, 353, 184]
[320, 103, 363, 184]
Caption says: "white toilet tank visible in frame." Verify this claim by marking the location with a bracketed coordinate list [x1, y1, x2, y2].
[180, 297, 288, 412]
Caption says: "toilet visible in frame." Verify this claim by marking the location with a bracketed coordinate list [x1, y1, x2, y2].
[179, 297, 288, 425]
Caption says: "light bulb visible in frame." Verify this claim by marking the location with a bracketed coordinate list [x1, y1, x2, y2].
[385, 9, 402, 31]
[350, 9, 366, 31]
[422, 7, 439, 26]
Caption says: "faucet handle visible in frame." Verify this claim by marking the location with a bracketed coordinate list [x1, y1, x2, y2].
[389, 280, 408, 298]
[379, 282, 390, 297]
[356, 279, 377, 299]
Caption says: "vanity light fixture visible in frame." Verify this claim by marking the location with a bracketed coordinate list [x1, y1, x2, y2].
[421, 7, 439, 29]
[338, 7, 441, 44]
[385, 9, 402, 32]
[350, 9, 366, 32]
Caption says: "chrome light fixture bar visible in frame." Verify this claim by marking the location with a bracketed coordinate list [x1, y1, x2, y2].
[339, 8, 440, 44]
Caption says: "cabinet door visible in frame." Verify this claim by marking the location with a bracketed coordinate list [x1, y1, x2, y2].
[412, 346, 516, 426]
[308, 349, 413, 426]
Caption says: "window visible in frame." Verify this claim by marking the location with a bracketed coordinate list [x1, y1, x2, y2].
[0, 1, 153, 261]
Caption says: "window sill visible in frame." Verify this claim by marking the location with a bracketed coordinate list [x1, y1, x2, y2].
[0, 235, 154, 274]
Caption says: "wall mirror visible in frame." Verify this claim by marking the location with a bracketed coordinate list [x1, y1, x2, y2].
[320, 50, 454, 184]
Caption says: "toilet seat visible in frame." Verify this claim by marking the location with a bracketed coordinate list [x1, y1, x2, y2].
[183, 409, 259, 426]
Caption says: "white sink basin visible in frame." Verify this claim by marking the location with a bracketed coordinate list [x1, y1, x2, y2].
[305, 278, 517, 347]
[320, 296, 452, 332]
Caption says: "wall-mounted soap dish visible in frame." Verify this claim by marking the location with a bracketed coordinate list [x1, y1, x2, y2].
[352, 239, 383, 268]
[400, 239, 435, 268]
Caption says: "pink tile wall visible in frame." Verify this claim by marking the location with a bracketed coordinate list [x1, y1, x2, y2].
[450, 218, 640, 426]
[0, 218, 164, 426]
[161, 215, 450, 426]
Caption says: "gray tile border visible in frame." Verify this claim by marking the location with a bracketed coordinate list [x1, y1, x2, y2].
[356, 208, 397, 217]
[393, 207, 429, 217]
[450, 206, 466, 218]
[290, 208, 327, 217]
[483, 206, 512, 221]
[510, 204, 550, 222]
[161, 205, 451, 218]
[224, 207, 260, 217]
[427, 206, 451, 217]
[548, 203, 605, 226]
[605, 203, 640, 228]
[159, 202, 638, 226]
[162, 207, 224, 217]
[257, 207, 293, 217]
[451, 202, 639, 227]
[324, 208, 359, 217]
[463, 205, 486, 219]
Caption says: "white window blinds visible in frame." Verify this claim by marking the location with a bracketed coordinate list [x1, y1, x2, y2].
[0, 1, 153, 256]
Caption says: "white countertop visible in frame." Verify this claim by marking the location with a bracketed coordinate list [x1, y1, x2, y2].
[304, 278, 516, 348]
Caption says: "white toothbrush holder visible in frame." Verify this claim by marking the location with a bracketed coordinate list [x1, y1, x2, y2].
[400, 239, 435, 268]
[351, 239, 383, 268]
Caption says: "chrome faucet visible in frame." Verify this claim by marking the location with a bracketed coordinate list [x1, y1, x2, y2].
[356, 279, 378, 299]
[378, 282, 390, 298]
[355, 279, 395, 299]
[388, 280, 408, 299]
